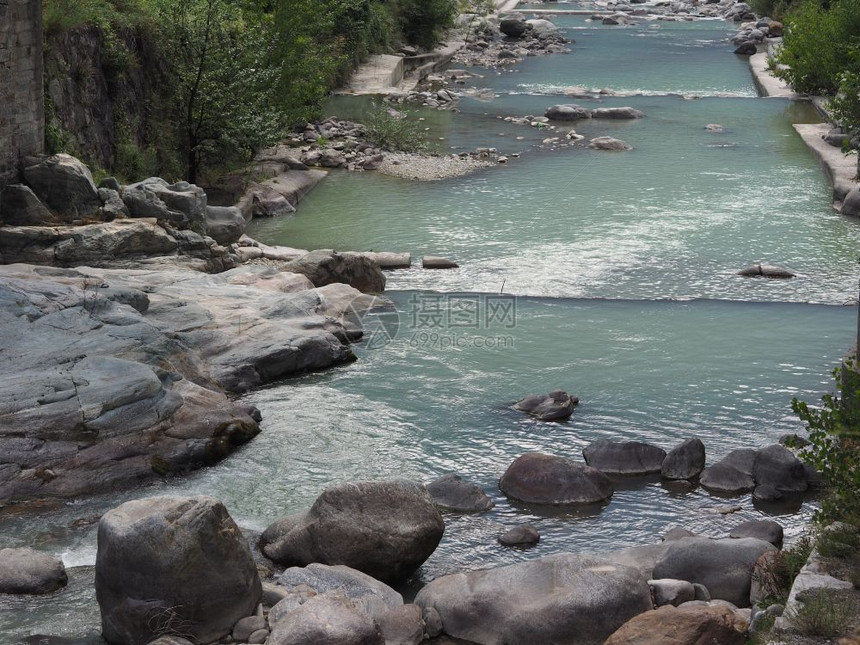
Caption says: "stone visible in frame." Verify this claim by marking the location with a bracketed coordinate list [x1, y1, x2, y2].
[663, 527, 699, 542]
[0, 184, 55, 225]
[734, 41, 757, 55]
[248, 629, 269, 644]
[95, 496, 262, 645]
[98, 187, 130, 220]
[604, 604, 747, 645]
[374, 604, 424, 645]
[705, 124, 725, 133]
[425, 474, 494, 512]
[233, 615, 267, 641]
[513, 390, 578, 421]
[423, 606, 443, 638]
[700, 462, 755, 495]
[415, 554, 653, 645]
[661, 438, 706, 480]
[737, 264, 795, 278]
[729, 519, 784, 548]
[583, 440, 667, 475]
[263, 582, 290, 607]
[0, 547, 67, 594]
[421, 256, 458, 269]
[285, 250, 386, 293]
[545, 104, 591, 121]
[366, 252, 411, 269]
[205, 205, 246, 245]
[267, 593, 384, 645]
[146, 638, 194, 645]
[605, 543, 673, 580]
[693, 583, 711, 601]
[590, 107, 645, 119]
[648, 578, 696, 607]
[260, 480, 444, 584]
[122, 177, 208, 235]
[500, 15, 529, 38]
[498, 524, 540, 547]
[651, 537, 777, 607]
[277, 563, 403, 615]
[842, 185, 860, 217]
[499, 453, 614, 505]
[22, 154, 101, 219]
[753, 444, 808, 496]
[588, 137, 633, 151]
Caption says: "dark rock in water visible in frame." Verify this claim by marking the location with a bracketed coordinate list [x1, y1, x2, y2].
[513, 390, 578, 421]
[95, 496, 261, 645]
[545, 104, 592, 121]
[603, 16, 620, 25]
[651, 537, 776, 607]
[0, 547, 67, 594]
[583, 439, 667, 476]
[588, 136, 633, 151]
[267, 593, 384, 645]
[737, 264, 795, 279]
[841, 185, 860, 217]
[605, 604, 747, 645]
[22, 153, 102, 219]
[729, 519, 784, 548]
[260, 480, 444, 584]
[499, 523, 540, 546]
[414, 554, 653, 645]
[590, 107, 645, 119]
[723, 449, 757, 475]
[500, 14, 529, 38]
[206, 205, 246, 245]
[425, 473, 494, 512]
[500, 452, 614, 505]
[0, 184, 55, 226]
[661, 438, 706, 480]
[421, 256, 459, 269]
[734, 41, 757, 55]
[700, 462, 755, 495]
[285, 250, 386, 293]
[753, 444, 808, 495]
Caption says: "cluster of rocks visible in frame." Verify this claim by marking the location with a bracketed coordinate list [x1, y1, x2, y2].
[587, 0, 739, 24]
[453, 13, 570, 68]
[730, 14, 783, 55]
[386, 88, 459, 110]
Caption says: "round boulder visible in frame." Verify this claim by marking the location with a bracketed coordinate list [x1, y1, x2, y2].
[752, 444, 808, 497]
[285, 250, 386, 293]
[499, 453, 613, 505]
[415, 554, 652, 645]
[545, 104, 592, 121]
[729, 519, 784, 548]
[22, 153, 101, 219]
[260, 480, 444, 584]
[267, 593, 384, 645]
[425, 473, 494, 512]
[0, 547, 67, 595]
[498, 524, 540, 547]
[605, 604, 747, 645]
[648, 578, 696, 607]
[512, 390, 578, 421]
[499, 14, 529, 37]
[583, 440, 667, 476]
[95, 496, 262, 645]
[588, 136, 633, 151]
[661, 438, 706, 480]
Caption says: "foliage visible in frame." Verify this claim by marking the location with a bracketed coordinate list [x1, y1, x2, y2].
[392, 0, 458, 50]
[752, 535, 814, 606]
[785, 588, 856, 636]
[791, 366, 860, 525]
[362, 103, 428, 152]
[772, 0, 860, 95]
[43, 0, 155, 36]
[829, 69, 860, 137]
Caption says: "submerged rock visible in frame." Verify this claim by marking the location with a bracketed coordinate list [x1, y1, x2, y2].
[591, 107, 645, 119]
[425, 474, 494, 512]
[422, 256, 459, 269]
[737, 264, 795, 279]
[583, 440, 667, 476]
[513, 390, 578, 421]
[588, 136, 633, 151]
[545, 104, 591, 121]
[499, 453, 613, 505]
[498, 524, 540, 547]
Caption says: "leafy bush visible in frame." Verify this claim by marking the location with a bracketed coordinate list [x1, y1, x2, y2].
[362, 103, 428, 152]
[393, 0, 458, 50]
[752, 535, 814, 606]
[829, 69, 860, 138]
[786, 588, 856, 636]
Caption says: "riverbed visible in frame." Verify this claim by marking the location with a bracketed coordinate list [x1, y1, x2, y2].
[3, 10, 859, 643]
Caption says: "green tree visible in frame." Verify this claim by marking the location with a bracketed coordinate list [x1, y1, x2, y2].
[392, 0, 458, 50]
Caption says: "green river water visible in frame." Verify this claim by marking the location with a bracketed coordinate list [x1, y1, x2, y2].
[2, 12, 859, 643]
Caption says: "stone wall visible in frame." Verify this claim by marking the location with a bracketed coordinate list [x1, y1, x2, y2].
[0, 0, 44, 188]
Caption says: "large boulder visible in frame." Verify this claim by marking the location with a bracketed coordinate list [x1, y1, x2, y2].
[21, 154, 101, 219]
[499, 453, 613, 505]
[122, 178, 208, 235]
[0, 547, 67, 594]
[277, 563, 403, 615]
[583, 440, 667, 476]
[499, 13, 529, 37]
[95, 496, 262, 645]
[545, 104, 591, 121]
[260, 480, 444, 584]
[752, 444, 808, 499]
[415, 554, 653, 645]
[425, 473, 494, 512]
[699, 449, 757, 495]
[285, 251, 386, 294]
[0, 184, 55, 226]
[729, 519, 784, 548]
[604, 604, 747, 645]
[206, 205, 246, 245]
[590, 107, 645, 119]
[842, 185, 860, 217]
[661, 438, 706, 480]
[267, 593, 384, 645]
[588, 137, 633, 151]
[512, 390, 578, 421]
[651, 537, 776, 607]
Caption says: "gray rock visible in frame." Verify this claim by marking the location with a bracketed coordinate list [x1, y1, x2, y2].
[590, 107, 645, 119]
[513, 390, 578, 421]
[248, 183, 297, 218]
[22, 154, 101, 219]
[662, 438, 706, 480]
[0, 547, 68, 594]
[233, 615, 267, 641]
[841, 185, 860, 217]
[99, 176, 122, 192]
[248, 628, 269, 644]
[122, 177, 208, 235]
[663, 527, 699, 542]
[98, 187, 130, 220]
[734, 41, 757, 55]
[693, 583, 711, 601]
[415, 554, 653, 645]
[588, 136, 633, 151]
[604, 604, 748, 645]
[426, 474, 494, 512]
[605, 542, 672, 580]
[753, 444, 808, 497]
[500, 15, 529, 37]
[263, 582, 290, 607]
[651, 537, 777, 607]
[649, 578, 696, 606]
[95, 496, 262, 645]
[206, 205, 246, 245]
[285, 250, 386, 293]
[545, 104, 592, 121]
[261, 480, 444, 584]
[700, 452, 756, 495]
[731, 522, 783, 554]
[421, 256, 458, 269]
[422, 606, 443, 638]
[498, 523, 540, 547]
[277, 563, 403, 613]
[737, 264, 795, 278]
[146, 637, 194, 645]
[267, 593, 384, 645]
[583, 440, 667, 475]
[374, 604, 424, 645]
[499, 452, 614, 505]
[0, 184, 55, 226]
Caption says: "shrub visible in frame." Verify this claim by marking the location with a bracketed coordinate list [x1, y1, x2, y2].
[752, 535, 814, 606]
[786, 588, 855, 636]
[362, 103, 428, 153]
[393, 0, 458, 50]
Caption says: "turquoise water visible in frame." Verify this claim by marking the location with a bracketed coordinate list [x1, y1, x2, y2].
[4, 14, 860, 644]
